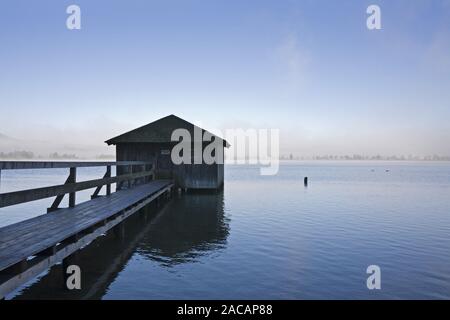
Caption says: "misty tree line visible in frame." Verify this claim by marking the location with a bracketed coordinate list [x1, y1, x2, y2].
[0, 151, 116, 160]
[0, 151, 78, 160]
[1, 150, 449, 161]
[281, 154, 450, 161]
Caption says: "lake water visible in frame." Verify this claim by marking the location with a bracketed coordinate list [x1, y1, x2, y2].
[1, 161, 450, 299]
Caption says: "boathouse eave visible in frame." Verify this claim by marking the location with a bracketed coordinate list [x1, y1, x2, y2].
[105, 114, 230, 148]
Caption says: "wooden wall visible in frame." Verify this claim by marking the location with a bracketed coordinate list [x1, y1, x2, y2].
[115, 143, 224, 190]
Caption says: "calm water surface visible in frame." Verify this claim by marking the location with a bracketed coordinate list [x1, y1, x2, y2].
[1, 161, 450, 299]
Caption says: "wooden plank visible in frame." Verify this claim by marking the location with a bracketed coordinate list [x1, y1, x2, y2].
[0, 183, 172, 272]
[0, 188, 167, 299]
[0, 190, 131, 242]
[0, 169, 154, 208]
[0, 185, 171, 274]
[0, 181, 173, 272]
[0, 184, 155, 246]
[0, 161, 152, 170]
[0, 180, 158, 243]
[0, 184, 156, 246]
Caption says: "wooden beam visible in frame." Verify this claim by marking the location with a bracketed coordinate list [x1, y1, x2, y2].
[68, 167, 76, 207]
[0, 161, 152, 170]
[91, 166, 112, 199]
[129, 164, 134, 189]
[47, 173, 73, 213]
[0, 170, 154, 208]
[36, 245, 57, 257]
[4, 260, 27, 276]
[106, 165, 111, 195]
[91, 174, 106, 199]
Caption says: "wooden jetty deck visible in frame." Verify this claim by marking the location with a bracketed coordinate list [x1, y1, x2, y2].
[0, 161, 174, 299]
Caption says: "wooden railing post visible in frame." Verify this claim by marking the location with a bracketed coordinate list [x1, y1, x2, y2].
[106, 165, 111, 195]
[91, 165, 112, 199]
[117, 164, 123, 191]
[68, 167, 76, 207]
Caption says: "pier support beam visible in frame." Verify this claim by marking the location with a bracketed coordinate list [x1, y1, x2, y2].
[36, 245, 57, 257]
[113, 223, 125, 240]
[5, 260, 27, 276]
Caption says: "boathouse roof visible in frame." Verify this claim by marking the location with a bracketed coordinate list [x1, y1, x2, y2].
[105, 114, 229, 147]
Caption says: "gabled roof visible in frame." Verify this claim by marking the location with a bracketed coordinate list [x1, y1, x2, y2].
[105, 114, 229, 147]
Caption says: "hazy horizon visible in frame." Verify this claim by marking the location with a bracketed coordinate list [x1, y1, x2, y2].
[1, 0, 450, 157]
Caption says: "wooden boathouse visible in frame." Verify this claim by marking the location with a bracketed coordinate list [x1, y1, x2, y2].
[0, 115, 229, 298]
[106, 114, 229, 190]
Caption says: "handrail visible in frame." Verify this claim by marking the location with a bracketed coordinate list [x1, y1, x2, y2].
[0, 169, 154, 208]
[0, 161, 152, 170]
[0, 160, 156, 211]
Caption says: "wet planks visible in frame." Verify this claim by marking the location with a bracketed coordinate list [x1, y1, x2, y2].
[0, 180, 173, 272]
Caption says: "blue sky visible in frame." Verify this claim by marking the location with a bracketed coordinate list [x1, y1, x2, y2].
[0, 0, 449, 156]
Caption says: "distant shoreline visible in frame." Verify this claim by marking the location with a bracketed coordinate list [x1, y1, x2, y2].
[1, 158, 450, 163]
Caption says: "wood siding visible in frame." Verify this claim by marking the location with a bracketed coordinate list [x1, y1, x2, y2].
[115, 142, 224, 190]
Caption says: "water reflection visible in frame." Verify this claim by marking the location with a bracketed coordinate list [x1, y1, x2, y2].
[137, 191, 228, 266]
[12, 191, 229, 300]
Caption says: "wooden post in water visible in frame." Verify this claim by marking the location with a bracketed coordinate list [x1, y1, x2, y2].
[304, 177, 308, 187]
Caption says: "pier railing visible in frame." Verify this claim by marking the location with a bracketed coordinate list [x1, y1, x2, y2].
[0, 161, 155, 211]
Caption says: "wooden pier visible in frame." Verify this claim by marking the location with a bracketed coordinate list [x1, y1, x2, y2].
[0, 161, 174, 299]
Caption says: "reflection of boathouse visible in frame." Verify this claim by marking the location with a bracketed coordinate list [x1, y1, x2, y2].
[13, 191, 228, 299]
[138, 192, 228, 265]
